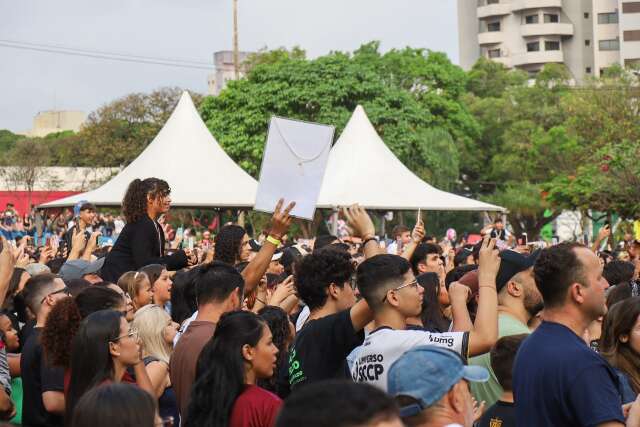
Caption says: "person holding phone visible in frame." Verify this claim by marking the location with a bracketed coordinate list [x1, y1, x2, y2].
[101, 178, 196, 282]
[63, 203, 96, 251]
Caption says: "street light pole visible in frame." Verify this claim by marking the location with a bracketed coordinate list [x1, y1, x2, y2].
[233, 0, 239, 79]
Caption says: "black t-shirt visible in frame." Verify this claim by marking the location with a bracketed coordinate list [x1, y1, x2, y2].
[288, 309, 364, 391]
[21, 328, 65, 427]
[478, 401, 516, 427]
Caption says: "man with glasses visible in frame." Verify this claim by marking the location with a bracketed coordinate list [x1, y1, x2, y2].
[21, 273, 70, 427]
[351, 237, 500, 392]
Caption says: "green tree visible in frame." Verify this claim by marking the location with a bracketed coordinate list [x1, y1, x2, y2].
[465, 62, 575, 237]
[80, 87, 203, 166]
[547, 66, 640, 218]
[200, 43, 471, 194]
[0, 129, 22, 154]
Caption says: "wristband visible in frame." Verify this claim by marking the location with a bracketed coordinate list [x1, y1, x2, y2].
[362, 236, 378, 247]
[266, 235, 281, 246]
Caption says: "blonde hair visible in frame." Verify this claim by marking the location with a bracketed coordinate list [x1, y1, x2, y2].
[132, 304, 172, 364]
[117, 271, 150, 300]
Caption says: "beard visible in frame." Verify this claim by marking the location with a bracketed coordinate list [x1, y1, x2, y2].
[523, 288, 544, 317]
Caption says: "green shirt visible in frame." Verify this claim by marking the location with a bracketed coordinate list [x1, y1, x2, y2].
[469, 313, 530, 407]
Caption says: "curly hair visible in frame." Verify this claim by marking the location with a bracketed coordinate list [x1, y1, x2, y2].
[122, 178, 170, 223]
[214, 225, 246, 265]
[42, 287, 124, 368]
[294, 247, 354, 311]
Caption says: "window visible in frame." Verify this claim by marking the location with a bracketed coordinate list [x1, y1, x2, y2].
[488, 49, 501, 58]
[585, 39, 591, 46]
[544, 14, 559, 23]
[624, 30, 640, 41]
[597, 12, 619, 24]
[487, 0, 500, 4]
[584, 12, 590, 19]
[545, 41, 561, 50]
[599, 38, 620, 50]
[622, 2, 640, 13]
[586, 67, 592, 73]
[488, 21, 501, 32]
[527, 41, 540, 52]
[525, 14, 539, 24]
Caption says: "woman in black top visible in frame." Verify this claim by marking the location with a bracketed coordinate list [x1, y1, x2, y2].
[101, 178, 194, 282]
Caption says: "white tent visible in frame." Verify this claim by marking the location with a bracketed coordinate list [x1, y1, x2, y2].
[316, 105, 504, 212]
[41, 92, 258, 208]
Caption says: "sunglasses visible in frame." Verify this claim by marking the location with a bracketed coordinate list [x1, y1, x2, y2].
[381, 279, 419, 303]
[40, 286, 71, 304]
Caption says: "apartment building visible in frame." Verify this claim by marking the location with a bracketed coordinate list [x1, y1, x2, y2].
[458, 0, 640, 81]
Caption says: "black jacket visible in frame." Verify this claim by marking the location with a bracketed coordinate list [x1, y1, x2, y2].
[101, 216, 188, 282]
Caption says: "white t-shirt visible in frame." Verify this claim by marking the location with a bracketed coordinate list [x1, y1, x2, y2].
[351, 327, 469, 391]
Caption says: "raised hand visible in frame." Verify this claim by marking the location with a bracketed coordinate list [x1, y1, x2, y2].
[0, 237, 16, 278]
[268, 199, 296, 239]
[478, 236, 501, 287]
[412, 220, 425, 243]
[343, 204, 375, 239]
[448, 281, 472, 304]
[270, 276, 296, 307]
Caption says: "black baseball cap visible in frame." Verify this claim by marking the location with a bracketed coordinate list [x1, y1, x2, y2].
[496, 249, 541, 292]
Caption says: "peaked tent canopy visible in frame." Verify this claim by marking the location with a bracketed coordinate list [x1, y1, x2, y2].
[316, 106, 504, 212]
[41, 92, 258, 208]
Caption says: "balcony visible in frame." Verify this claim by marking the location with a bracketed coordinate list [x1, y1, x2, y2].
[479, 31, 504, 44]
[512, 0, 562, 12]
[511, 50, 564, 66]
[477, 2, 512, 19]
[521, 22, 574, 37]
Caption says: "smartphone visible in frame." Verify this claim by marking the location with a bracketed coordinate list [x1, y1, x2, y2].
[520, 233, 528, 246]
[188, 237, 194, 250]
[176, 227, 184, 239]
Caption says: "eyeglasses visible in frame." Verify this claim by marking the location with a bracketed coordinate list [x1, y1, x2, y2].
[112, 327, 139, 342]
[381, 279, 419, 303]
[40, 286, 71, 304]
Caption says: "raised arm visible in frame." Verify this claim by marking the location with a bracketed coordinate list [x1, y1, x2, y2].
[401, 218, 425, 262]
[0, 237, 16, 315]
[467, 236, 500, 357]
[241, 199, 295, 294]
[342, 205, 383, 259]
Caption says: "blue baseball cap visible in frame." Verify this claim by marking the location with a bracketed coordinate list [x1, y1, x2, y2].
[387, 346, 489, 418]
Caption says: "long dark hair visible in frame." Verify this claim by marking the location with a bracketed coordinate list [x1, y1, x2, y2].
[71, 383, 157, 427]
[257, 306, 292, 397]
[122, 178, 170, 223]
[418, 272, 450, 333]
[66, 309, 123, 423]
[185, 311, 266, 427]
[214, 225, 246, 265]
[170, 267, 200, 324]
[600, 297, 640, 393]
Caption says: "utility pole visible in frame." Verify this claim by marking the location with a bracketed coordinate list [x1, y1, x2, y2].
[233, 0, 239, 79]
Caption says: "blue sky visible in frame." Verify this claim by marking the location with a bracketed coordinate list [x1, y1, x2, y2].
[0, 0, 459, 132]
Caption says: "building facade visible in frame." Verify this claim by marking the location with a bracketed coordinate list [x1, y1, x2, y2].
[458, 0, 640, 80]
[24, 110, 86, 137]
[207, 50, 252, 96]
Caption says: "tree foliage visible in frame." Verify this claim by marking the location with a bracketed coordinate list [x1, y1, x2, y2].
[200, 42, 474, 192]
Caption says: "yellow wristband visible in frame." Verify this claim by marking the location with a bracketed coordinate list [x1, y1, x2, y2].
[266, 235, 281, 246]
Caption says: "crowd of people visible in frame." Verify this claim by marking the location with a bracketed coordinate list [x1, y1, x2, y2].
[0, 177, 639, 426]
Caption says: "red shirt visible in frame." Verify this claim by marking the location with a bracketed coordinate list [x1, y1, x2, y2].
[229, 385, 282, 427]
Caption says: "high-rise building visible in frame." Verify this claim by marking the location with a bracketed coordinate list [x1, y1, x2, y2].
[458, 0, 640, 81]
[207, 50, 253, 96]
